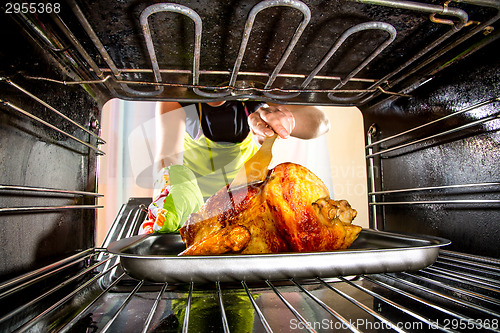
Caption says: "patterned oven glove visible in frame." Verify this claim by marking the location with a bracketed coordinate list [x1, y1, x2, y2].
[140, 165, 204, 234]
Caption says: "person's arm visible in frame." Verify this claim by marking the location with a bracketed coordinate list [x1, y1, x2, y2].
[140, 102, 204, 234]
[248, 104, 330, 143]
[154, 101, 186, 172]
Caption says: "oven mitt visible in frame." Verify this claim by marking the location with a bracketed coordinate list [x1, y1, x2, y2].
[140, 165, 204, 234]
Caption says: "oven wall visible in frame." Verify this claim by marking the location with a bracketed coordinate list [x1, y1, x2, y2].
[0, 14, 103, 281]
[361, 41, 500, 258]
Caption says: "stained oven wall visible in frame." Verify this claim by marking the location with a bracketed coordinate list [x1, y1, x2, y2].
[0, 13, 102, 281]
[361, 42, 500, 258]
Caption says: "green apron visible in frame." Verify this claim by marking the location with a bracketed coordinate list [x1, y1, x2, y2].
[183, 131, 258, 199]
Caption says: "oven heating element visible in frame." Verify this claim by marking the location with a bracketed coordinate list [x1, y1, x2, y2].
[12, 0, 499, 104]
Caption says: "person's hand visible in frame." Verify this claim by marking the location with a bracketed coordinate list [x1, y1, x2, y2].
[248, 105, 295, 144]
[139, 165, 204, 234]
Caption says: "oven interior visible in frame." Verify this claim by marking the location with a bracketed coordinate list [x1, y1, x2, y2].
[0, 0, 499, 331]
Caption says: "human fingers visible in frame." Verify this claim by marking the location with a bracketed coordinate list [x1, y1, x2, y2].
[248, 111, 275, 139]
[257, 105, 295, 139]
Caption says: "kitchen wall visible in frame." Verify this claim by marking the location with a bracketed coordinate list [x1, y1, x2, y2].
[323, 106, 368, 229]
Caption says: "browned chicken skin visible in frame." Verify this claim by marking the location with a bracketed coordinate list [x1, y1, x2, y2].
[179, 163, 361, 255]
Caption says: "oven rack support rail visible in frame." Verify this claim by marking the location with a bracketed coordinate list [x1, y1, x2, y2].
[0, 248, 498, 332]
[366, 96, 500, 229]
[13, 0, 499, 104]
[0, 184, 103, 214]
[0, 78, 105, 155]
[0, 77, 104, 213]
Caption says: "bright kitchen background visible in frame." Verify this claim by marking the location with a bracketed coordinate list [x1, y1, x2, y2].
[96, 100, 368, 245]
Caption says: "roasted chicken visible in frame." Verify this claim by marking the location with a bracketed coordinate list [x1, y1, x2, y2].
[179, 162, 361, 255]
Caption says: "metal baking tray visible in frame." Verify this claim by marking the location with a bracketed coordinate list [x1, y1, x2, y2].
[107, 229, 450, 283]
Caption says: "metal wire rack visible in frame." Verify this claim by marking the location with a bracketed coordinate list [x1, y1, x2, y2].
[0, 200, 499, 332]
[0, 249, 499, 332]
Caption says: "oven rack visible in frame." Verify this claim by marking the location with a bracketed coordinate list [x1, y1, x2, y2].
[16, 0, 499, 104]
[0, 200, 499, 332]
[0, 248, 498, 332]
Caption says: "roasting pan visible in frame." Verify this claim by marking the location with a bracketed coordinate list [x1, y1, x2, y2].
[107, 229, 450, 283]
